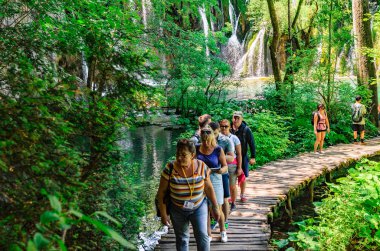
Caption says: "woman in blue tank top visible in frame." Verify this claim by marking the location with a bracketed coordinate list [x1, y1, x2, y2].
[196, 126, 229, 243]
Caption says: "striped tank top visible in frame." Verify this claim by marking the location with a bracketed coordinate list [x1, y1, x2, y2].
[161, 159, 208, 211]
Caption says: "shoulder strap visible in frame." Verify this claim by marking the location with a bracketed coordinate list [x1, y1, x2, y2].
[167, 162, 174, 191]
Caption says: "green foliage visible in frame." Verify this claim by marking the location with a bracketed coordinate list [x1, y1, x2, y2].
[248, 112, 292, 166]
[284, 159, 380, 250]
[0, 0, 153, 249]
[149, 0, 232, 116]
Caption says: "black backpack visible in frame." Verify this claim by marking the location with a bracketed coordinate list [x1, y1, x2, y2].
[311, 111, 320, 126]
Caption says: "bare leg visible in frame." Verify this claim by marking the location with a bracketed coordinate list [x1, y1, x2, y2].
[222, 199, 229, 223]
[240, 180, 246, 197]
[217, 206, 225, 232]
[314, 132, 321, 152]
[230, 184, 237, 203]
[360, 130, 365, 141]
[319, 131, 326, 151]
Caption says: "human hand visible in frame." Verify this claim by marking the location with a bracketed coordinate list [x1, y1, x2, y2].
[161, 214, 171, 226]
[249, 158, 256, 165]
[236, 167, 242, 176]
[211, 206, 220, 221]
[327, 128, 330, 133]
[314, 130, 317, 135]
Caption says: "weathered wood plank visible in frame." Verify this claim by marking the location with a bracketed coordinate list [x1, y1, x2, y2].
[155, 137, 380, 251]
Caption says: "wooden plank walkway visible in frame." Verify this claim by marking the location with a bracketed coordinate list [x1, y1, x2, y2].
[155, 137, 380, 251]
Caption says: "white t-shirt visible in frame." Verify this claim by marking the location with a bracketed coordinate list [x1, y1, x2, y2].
[226, 133, 241, 158]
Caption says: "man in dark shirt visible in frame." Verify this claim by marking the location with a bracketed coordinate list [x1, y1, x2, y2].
[230, 111, 256, 202]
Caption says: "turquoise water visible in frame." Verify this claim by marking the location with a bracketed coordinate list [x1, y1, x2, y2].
[120, 126, 184, 179]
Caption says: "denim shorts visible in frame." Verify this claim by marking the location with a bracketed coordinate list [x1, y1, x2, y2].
[222, 173, 230, 198]
[210, 172, 223, 205]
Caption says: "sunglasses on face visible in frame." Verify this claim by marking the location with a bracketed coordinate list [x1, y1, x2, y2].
[233, 116, 241, 120]
[220, 125, 229, 128]
[201, 130, 212, 135]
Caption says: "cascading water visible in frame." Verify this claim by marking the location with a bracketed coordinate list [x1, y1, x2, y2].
[198, 5, 210, 57]
[335, 46, 355, 76]
[222, 0, 242, 68]
[142, 0, 151, 28]
[81, 52, 88, 85]
[234, 28, 269, 78]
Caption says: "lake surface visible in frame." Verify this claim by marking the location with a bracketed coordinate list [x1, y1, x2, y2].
[119, 126, 184, 179]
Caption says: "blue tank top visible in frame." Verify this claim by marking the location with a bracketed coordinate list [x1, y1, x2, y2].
[196, 145, 222, 169]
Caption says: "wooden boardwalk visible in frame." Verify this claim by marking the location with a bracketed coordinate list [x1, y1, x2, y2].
[155, 137, 380, 250]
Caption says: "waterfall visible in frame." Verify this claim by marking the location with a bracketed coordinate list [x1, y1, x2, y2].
[314, 42, 323, 66]
[142, 0, 151, 28]
[335, 49, 344, 75]
[198, 5, 210, 56]
[234, 28, 268, 78]
[347, 45, 355, 76]
[81, 52, 88, 85]
[222, 0, 242, 68]
[256, 28, 265, 76]
[159, 20, 168, 77]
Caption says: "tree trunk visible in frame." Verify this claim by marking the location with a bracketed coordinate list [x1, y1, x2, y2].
[266, 0, 281, 90]
[352, 0, 378, 125]
[326, 0, 333, 108]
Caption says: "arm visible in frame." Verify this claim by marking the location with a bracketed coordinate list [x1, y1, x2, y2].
[314, 113, 318, 133]
[247, 128, 256, 165]
[225, 138, 235, 163]
[204, 176, 220, 221]
[235, 143, 242, 176]
[157, 176, 170, 226]
[225, 151, 234, 163]
[217, 148, 228, 174]
[325, 111, 330, 132]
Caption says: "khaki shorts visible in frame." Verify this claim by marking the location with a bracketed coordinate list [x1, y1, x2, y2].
[228, 164, 237, 186]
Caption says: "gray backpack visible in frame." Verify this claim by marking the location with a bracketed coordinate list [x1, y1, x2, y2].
[352, 105, 363, 123]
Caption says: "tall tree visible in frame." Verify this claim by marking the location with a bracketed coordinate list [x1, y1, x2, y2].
[352, 0, 378, 125]
[266, 0, 282, 90]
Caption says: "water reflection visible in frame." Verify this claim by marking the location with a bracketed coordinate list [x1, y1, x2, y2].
[120, 126, 184, 179]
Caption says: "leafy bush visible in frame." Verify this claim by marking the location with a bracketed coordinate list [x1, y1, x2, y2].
[283, 159, 380, 250]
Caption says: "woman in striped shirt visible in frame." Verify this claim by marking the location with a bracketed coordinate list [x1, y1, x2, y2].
[157, 139, 220, 251]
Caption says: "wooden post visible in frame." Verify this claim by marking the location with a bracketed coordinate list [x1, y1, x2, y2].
[285, 196, 293, 218]
[326, 172, 332, 183]
[309, 180, 315, 202]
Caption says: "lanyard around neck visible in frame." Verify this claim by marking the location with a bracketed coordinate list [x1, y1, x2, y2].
[180, 160, 196, 199]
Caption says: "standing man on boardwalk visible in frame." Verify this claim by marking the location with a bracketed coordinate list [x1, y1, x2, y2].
[352, 96, 367, 145]
[230, 111, 256, 202]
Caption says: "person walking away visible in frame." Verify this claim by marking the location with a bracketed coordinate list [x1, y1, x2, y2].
[352, 96, 367, 144]
[156, 139, 220, 251]
[196, 126, 229, 243]
[313, 104, 330, 154]
[219, 119, 242, 211]
[230, 111, 256, 203]
[209, 122, 234, 230]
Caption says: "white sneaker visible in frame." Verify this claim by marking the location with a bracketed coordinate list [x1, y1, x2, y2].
[208, 236, 212, 243]
[220, 231, 228, 243]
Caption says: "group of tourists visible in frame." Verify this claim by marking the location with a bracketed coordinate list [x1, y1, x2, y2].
[156, 96, 369, 251]
[156, 111, 256, 251]
[313, 95, 368, 154]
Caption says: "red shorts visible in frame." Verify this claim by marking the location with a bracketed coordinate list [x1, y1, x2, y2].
[237, 173, 246, 185]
